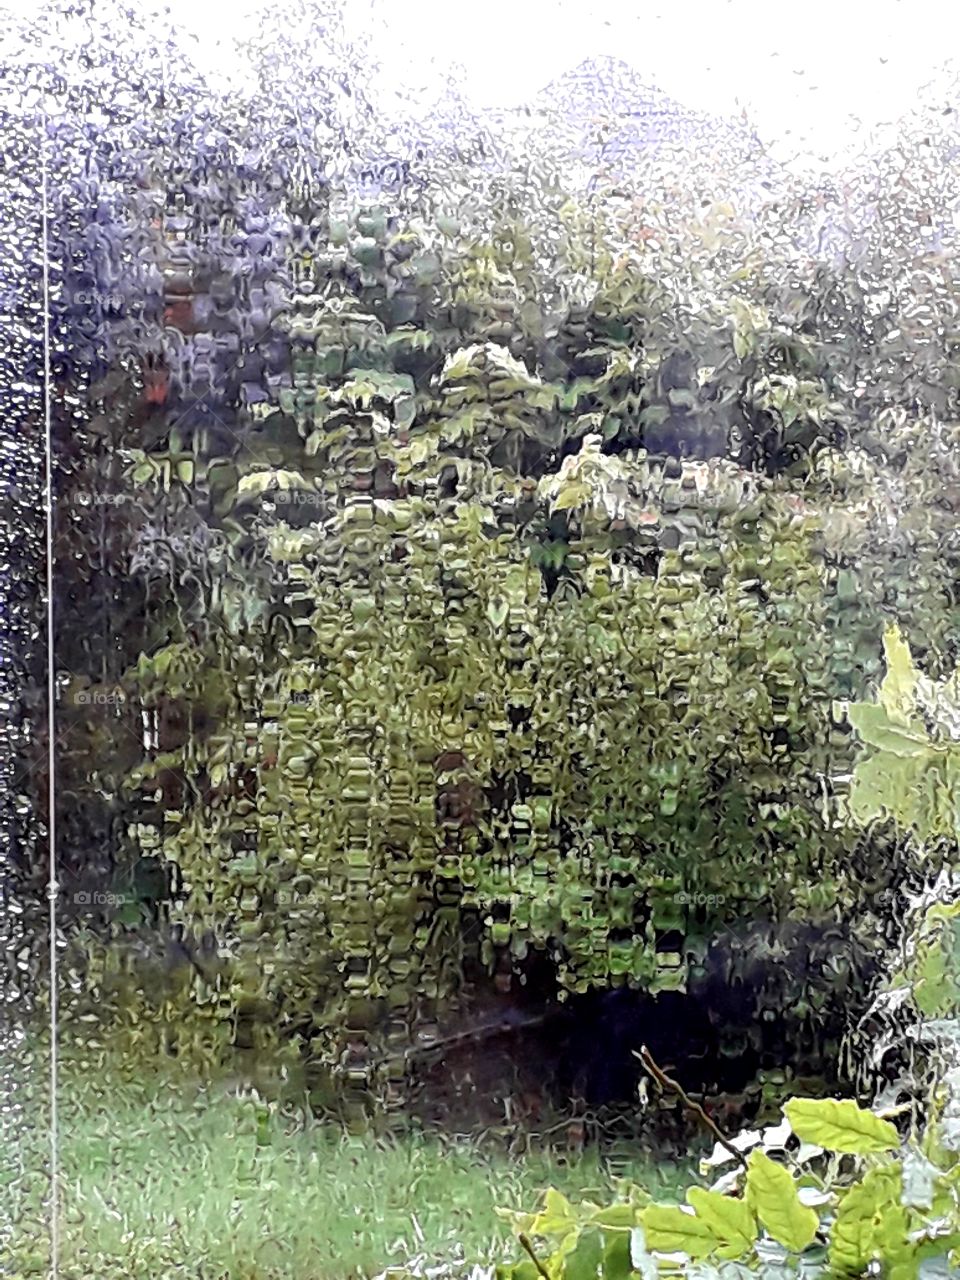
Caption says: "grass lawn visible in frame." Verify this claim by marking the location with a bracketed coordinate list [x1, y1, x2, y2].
[2, 1030, 693, 1280]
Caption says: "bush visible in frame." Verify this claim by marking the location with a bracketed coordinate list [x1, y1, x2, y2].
[492, 627, 960, 1278]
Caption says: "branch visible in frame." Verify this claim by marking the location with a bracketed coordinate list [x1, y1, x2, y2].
[635, 1044, 748, 1172]
[518, 1233, 553, 1280]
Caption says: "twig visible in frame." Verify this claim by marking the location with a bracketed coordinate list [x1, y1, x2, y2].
[635, 1044, 748, 1172]
[518, 1233, 552, 1280]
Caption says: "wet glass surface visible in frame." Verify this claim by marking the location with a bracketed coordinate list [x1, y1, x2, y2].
[4, 3, 960, 1277]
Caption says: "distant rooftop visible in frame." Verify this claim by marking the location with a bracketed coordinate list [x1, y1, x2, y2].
[352, 54, 787, 202]
[530, 55, 752, 135]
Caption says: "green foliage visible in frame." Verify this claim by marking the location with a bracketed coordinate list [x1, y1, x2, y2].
[783, 1096, 899, 1153]
[496, 1097, 960, 1278]
[900, 902, 960, 1018]
[494, 604, 960, 1280]
[113, 445, 869, 1065]
[56, 161, 959, 1098]
[844, 624, 960, 840]
[844, 626, 960, 1022]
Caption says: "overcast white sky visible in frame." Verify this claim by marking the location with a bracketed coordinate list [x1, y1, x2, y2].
[10, 0, 960, 173]
[170, 0, 960, 172]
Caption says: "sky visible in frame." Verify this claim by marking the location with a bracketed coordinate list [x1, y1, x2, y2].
[9, 0, 960, 174]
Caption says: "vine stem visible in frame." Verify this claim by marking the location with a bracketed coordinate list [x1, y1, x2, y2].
[635, 1045, 749, 1172]
[518, 1233, 553, 1280]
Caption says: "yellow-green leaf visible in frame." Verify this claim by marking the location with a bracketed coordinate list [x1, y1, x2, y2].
[237, 470, 281, 496]
[685, 1188, 757, 1260]
[784, 1098, 899, 1154]
[829, 1165, 903, 1277]
[590, 1204, 638, 1231]
[640, 1205, 718, 1260]
[746, 1151, 819, 1253]
[879, 624, 920, 725]
[527, 1186, 581, 1237]
[544, 1188, 576, 1221]
[847, 703, 931, 758]
[552, 481, 592, 512]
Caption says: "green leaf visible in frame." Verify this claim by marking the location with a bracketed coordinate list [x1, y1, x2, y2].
[529, 1186, 581, 1238]
[600, 1228, 632, 1280]
[905, 902, 960, 1017]
[552, 481, 592, 513]
[114, 899, 147, 926]
[544, 1188, 576, 1220]
[685, 1187, 757, 1260]
[784, 1097, 899, 1154]
[236, 469, 310, 498]
[534, 541, 569, 572]
[639, 1205, 718, 1260]
[745, 1150, 819, 1253]
[562, 1226, 603, 1280]
[829, 1165, 904, 1277]
[590, 1204, 638, 1231]
[487, 599, 509, 629]
[879, 624, 920, 725]
[497, 1261, 540, 1280]
[847, 703, 931, 757]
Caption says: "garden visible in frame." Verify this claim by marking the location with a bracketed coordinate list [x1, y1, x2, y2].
[4, 2, 960, 1277]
